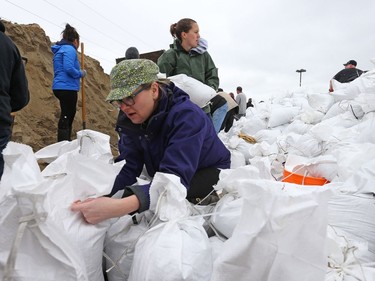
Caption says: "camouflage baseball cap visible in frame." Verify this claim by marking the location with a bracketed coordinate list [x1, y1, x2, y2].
[106, 59, 159, 101]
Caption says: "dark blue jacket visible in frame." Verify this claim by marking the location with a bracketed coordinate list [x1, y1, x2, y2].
[111, 83, 231, 211]
[0, 31, 29, 135]
[51, 39, 83, 91]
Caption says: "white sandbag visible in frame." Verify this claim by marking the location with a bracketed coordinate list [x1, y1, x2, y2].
[0, 143, 89, 281]
[227, 134, 256, 164]
[210, 193, 243, 239]
[284, 154, 337, 182]
[330, 80, 359, 102]
[1, 141, 122, 281]
[308, 112, 360, 145]
[331, 69, 375, 102]
[240, 115, 267, 136]
[325, 226, 375, 280]
[329, 142, 375, 182]
[355, 111, 375, 143]
[129, 218, 212, 281]
[128, 172, 212, 281]
[323, 100, 365, 121]
[41, 152, 122, 281]
[168, 74, 217, 108]
[249, 155, 277, 180]
[35, 129, 114, 164]
[104, 212, 151, 281]
[1, 190, 89, 281]
[253, 128, 281, 145]
[229, 149, 246, 168]
[283, 119, 313, 135]
[209, 236, 225, 263]
[307, 92, 335, 114]
[77, 130, 114, 163]
[212, 179, 333, 281]
[355, 92, 375, 114]
[327, 192, 375, 254]
[45, 175, 112, 281]
[284, 132, 323, 158]
[343, 157, 375, 195]
[296, 108, 325, 125]
[210, 166, 262, 239]
[267, 104, 300, 128]
[35, 141, 77, 164]
[148, 172, 190, 221]
[2, 142, 42, 189]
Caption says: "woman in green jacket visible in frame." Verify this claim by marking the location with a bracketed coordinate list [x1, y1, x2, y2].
[157, 18, 228, 133]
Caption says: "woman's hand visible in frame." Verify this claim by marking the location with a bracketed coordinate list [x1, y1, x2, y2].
[71, 195, 140, 225]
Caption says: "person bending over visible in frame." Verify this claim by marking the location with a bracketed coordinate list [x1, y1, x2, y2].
[71, 59, 231, 224]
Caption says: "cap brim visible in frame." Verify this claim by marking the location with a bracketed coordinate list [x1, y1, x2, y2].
[106, 87, 132, 102]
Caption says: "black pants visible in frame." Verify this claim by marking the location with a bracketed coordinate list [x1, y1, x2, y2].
[220, 107, 238, 132]
[187, 167, 220, 203]
[53, 90, 78, 129]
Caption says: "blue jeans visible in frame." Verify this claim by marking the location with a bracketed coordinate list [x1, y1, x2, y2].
[212, 103, 228, 133]
[0, 133, 11, 181]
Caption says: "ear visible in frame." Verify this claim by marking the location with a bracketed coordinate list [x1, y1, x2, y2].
[151, 82, 159, 100]
[181, 31, 187, 41]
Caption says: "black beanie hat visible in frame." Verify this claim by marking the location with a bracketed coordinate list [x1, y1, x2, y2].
[125, 47, 140, 59]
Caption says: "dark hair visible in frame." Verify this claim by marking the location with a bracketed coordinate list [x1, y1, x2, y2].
[170, 18, 196, 41]
[237, 86, 242, 92]
[0, 19, 5, 33]
[62, 23, 79, 43]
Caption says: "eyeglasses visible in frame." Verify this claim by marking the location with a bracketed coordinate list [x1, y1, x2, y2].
[111, 84, 150, 108]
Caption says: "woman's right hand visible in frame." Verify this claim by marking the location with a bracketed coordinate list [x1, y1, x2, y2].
[71, 195, 140, 224]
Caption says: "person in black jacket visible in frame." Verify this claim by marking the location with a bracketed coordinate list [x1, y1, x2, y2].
[329, 60, 364, 92]
[0, 19, 30, 180]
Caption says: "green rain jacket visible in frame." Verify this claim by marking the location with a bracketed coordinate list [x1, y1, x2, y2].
[157, 40, 219, 91]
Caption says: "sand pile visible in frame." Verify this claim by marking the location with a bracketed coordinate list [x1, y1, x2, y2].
[3, 20, 119, 154]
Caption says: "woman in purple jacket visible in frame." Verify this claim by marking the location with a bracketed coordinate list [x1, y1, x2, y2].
[71, 59, 230, 224]
[51, 24, 86, 141]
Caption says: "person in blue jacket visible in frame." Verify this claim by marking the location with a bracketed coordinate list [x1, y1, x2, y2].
[71, 59, 231, 224]
[0, 19, 29, 181]
[51, 23, 86, 141]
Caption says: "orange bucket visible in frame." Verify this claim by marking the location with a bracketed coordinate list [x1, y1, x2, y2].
[282, 169, 330, 186]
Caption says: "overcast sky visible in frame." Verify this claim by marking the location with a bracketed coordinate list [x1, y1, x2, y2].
[2, 0, 375, 99]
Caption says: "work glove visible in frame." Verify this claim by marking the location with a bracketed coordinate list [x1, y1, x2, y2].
[80, 69, 87, 78]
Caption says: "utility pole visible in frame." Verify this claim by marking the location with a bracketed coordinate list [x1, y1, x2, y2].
[296, 69, 306, 87]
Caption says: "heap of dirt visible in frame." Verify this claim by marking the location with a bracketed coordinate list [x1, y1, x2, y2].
[3, 20, 119, 154]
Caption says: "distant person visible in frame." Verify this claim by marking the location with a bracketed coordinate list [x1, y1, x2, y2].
[71, 59, 231, 224]
[157, 18, 226, 130]
[246, 97, 254, 108]
[218, 90, 239, 133]
[51, 24, 86, 142]
[229, 92, 235, 100]
[0, 19, 30, 180]
[235, 86, 247, 118]
[329, 60, 363, 92]
[210, 91, 228, 133]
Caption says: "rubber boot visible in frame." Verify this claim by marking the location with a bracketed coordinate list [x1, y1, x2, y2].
[57, 116, 70, 142]
[68, 126, 72, 141]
